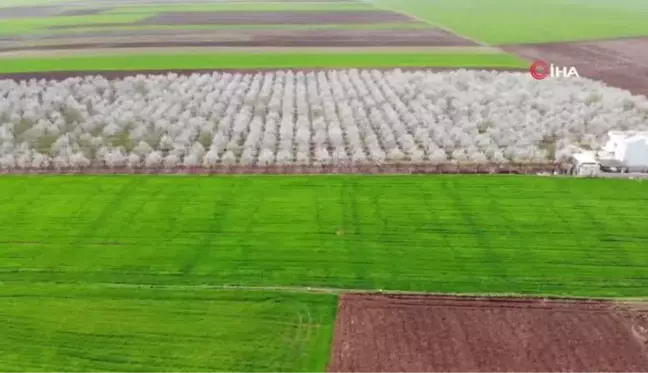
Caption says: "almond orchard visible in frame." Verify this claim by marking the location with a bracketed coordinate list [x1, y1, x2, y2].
[1, 69, 648, 170]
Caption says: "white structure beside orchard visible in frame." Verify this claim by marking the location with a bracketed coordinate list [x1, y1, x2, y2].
[1, 68, 648, 170]
[602, 131, 648, 168]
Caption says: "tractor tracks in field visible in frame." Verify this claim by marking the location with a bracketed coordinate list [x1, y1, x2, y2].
[179, 179, 238, 275]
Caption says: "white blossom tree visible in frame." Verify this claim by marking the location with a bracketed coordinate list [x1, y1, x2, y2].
[1, 68, 647, 171]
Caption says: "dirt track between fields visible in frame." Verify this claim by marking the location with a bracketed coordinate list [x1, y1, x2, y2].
[503, 37, 648, 97]
[139, 10, 413, 25]
[328, 294, 648, 372]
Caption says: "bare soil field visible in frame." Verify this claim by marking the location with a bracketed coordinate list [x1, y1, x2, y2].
[0, 5, 61, 18]
[58, 8, 107, 16]
[504, 37, 648, 97]
[0, 28, 476, 51]
[328, 294, 648, 372]
[139, 10, 414, 25]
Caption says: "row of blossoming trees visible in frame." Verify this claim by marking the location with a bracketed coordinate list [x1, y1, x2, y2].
[1, 69, 647, 172]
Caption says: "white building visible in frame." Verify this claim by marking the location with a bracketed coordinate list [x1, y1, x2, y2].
[602, 130, 648, 168]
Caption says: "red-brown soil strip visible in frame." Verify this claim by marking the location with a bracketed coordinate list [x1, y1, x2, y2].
[0, 5, 61, 18]
[47, 22, 126, 29]
[502, 37, 648, 97]
[137, 10, 414, 25]
[34, 24, 429, 39]
[328, 294, 648, 372]
[57, 8, 108, 16]
[0, 29, 476, 50]
[0, 66, 527, 82]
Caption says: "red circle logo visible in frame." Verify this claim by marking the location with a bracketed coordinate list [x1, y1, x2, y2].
[530, 60, 550, 80]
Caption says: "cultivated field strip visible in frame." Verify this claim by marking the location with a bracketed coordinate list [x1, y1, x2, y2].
[503, 37, 648, 98]
[140, 10, 411, 25]
[1, 69, 648, 170]
[0, 175, 647, 295]
[329, 294, 648, 372]
[0, 284, 338, 371]
[0, 28, 474, 51]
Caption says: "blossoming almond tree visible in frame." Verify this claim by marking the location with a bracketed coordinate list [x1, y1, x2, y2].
[1, 69, 648, 170]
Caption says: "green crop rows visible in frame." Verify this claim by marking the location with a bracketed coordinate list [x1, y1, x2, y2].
[0, 52, 526, 73]
[1, 175, 647, 296]
[3, 0, 648, 368]
[2, 174, 648, 370]
[0, 284, 337, 371]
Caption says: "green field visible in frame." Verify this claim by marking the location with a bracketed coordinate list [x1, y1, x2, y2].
[0, 284, 337, 371]
[0, 52, 527, 73]
[374, 0, 648, 44]
[2, 173, 648, 370]
[1, 175, 647, 297]
[0, 13, 153, 36]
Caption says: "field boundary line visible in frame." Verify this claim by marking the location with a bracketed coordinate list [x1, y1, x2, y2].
[367, 1, 491, 48]
[10, 282, 648, 302]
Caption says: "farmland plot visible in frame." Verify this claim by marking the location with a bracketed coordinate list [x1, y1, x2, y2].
[329, 294, 648, 372]
[0, 284, 338, 371]
[0, 175, 647, 296]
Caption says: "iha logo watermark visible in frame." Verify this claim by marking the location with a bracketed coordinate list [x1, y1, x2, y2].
[530, 60, 580, 80]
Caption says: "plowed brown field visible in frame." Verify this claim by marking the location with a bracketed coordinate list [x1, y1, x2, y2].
[141, 10, 412, 25]
[328, 294, 648, 372]
[0, 28, 476, 52]
[503, 37, 648, 97]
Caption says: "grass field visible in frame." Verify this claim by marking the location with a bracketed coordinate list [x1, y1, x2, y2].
[0, 284, 337, 371]
[373, 0, 648, 44]
[0, 52, 527, 73]
[1, 175, 647, 297]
